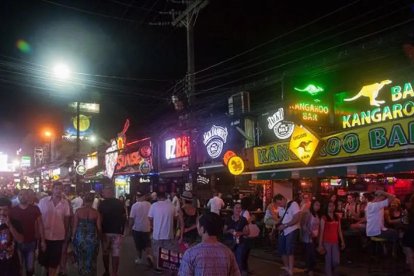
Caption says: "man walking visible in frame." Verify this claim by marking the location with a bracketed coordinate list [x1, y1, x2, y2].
[274, 194, 301, 276]
[207, 191, 225, 215]
[148, 191, 177, 273]
[129, 192, 153, 266]
[178, 212, 240, 276]
[10, 189, 46, 276]
[38, 182, 71, 276]
[99, 185, 127, 276]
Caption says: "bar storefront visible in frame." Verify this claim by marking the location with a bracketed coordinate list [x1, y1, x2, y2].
[244, 75, 414, 204]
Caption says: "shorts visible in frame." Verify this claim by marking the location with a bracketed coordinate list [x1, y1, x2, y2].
[38, 240, 64, 268]
[132, 230, 150, 251]
[278, 229, 299, 256]
[102, 233, 123, 257]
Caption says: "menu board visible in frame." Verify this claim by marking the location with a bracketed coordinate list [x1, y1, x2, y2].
[158, 247, 183, 271]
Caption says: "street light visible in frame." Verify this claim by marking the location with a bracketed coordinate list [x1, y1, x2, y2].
[43, 130, 53, 163]
[52, 63, 71, 81]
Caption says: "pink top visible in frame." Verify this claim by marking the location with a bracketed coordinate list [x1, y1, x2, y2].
[38, 196, 71, 241]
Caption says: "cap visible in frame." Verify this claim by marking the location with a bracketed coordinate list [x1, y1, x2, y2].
[181, 191, 193, 201]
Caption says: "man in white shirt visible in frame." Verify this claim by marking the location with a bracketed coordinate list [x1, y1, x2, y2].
[38, 182, 71, 276]
[170, 191, 181, 215]
[274, 194, 301, 276]
[129, 192, 152, 265]
[148, 192, 177, 273]
[207, 192, 225, 215]
[366, 190, 398, 246]
[71, 191, 84, 213]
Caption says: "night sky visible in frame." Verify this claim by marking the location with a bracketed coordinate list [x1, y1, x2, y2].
[0, 0, 412, 155]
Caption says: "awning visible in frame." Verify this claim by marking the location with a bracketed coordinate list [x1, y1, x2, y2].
[244, 157, 414, 180]
[158, 169, 189, 178]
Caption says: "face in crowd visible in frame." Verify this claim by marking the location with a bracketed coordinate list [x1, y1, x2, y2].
[328, 201, 336, 213]
[312, 200, 321, 213]
[53, 184, 63, 198]
[233, 203, 242, 216]
[18, 189, 29, 205]
[347, 194, 355, 204]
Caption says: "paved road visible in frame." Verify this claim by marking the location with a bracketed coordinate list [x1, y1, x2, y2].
[38, 236, 284, 276]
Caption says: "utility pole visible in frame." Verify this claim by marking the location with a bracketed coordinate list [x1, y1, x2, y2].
[151, 0, 208, 190]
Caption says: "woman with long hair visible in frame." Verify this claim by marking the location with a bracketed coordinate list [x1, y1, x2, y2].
[72, 193, 101, 276]
[318, 201, 345, 276]
[301, 199, 321, 276]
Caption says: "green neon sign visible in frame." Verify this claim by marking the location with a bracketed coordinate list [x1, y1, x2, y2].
[294, 84, 324, 96]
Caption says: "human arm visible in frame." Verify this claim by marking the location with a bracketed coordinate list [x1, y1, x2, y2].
[178, 209, 184, 242]
[96, 212, 102, 240]
[129, 206, 135, 234]
[35, 207, 46, 251]
[64, 202, 71, 241]
[7, 218, 23, 243]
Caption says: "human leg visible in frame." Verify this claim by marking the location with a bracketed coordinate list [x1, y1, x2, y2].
[324, 242, 333, 276]
[285, 230, 298, 274]
[45, 240, 64, 276]
[101, 234, 111, 275]
[110, 234, 122, 275]
[278, 232, 289, 269]
[331, 243, 340, 275]
[23, 241, 37, 276]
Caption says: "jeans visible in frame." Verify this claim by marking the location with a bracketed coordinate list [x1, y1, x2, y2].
[323, 242, 340, 276]
[234, 242, 248, 272]
[17, 241, 37, 275]
[304, 242, 316, 272]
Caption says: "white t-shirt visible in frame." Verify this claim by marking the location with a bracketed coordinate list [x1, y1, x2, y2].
[148, 200, 176, 240]
[71, 196, 83, 213]
[366, 199, 389, 237]
[38, 196, 71, 240]
[207, 196, 225, 215]
[278, 201, 301, 236]
[130, 201, 151, 232]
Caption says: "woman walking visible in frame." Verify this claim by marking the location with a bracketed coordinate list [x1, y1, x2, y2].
[318, 201, 345, 276]
[72, 193, 101, 276]
[301, 199, 321, 276]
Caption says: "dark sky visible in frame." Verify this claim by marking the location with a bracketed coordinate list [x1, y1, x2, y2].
[0, 0, 412, 155]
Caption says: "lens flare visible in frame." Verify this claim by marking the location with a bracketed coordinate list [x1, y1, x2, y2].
[16, 39, 31, 53]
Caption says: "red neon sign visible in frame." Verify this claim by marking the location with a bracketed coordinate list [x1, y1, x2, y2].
[165, 136, 190, 160]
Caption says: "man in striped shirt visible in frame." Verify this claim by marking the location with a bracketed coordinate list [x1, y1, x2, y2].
[178, 212, 240, 276]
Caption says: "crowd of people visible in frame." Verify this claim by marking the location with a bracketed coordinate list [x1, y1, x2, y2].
[265, 190, 414, 276]
[0, 182, 413, 276]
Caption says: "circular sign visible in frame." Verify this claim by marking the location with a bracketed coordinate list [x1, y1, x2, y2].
[73, 114, 90, 132]
[76, 165, 86, 175]
[227, 156, 245, 175]
[223, 150, 237, 166]
[206, 139, 223, 159]
[140, 145, 152, 158]
[139, 161, 151, 175]
[274, 121, 295, 140]
[53, 175, 60, 181]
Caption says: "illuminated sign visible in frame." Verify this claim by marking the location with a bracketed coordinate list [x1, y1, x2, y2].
[344, 80, 392, 106]
[227, 156, 245, 175]
[76, 165, 86, 175]
[165, 136, 190, 160]
[139, 177, 150, 183]
[294, 84, 324, 96]
[341, 80, 414, 129]
[116, 151, 143, 171]
[223, 150, 237, 165]
[289, 125, 320, 165]
[69, 102, 100, 114]
[254, 117, 414, 168]
[105, 140, 118, 178]
[203, 125, 228, 159]
[289, 103, 329, 122]
[267, 108, 295, 139]
[85, 152, 98, 170]
[0, 153, 8, 172]
[21, 156, 31, 168]
[139, 161, 151, 174]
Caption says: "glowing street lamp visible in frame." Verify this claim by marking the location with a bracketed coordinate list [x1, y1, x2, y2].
[43, 130, 53, 163]
[52, 63, 71, 81]
[44, 130, 52, 138]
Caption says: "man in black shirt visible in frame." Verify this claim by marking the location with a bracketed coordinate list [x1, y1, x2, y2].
[98, 185, 126, 276]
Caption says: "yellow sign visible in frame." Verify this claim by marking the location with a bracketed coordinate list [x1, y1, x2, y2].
[344, 80, 392, 107]
[289, 125, 320, 165]
[73, 114, 91, 132]
[228, 156, 245, 175]
[254, 117, 414, 168]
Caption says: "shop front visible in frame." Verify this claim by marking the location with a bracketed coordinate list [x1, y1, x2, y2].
[244, 76, 414, 203]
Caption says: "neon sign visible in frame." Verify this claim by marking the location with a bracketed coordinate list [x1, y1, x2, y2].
[267, 108, 295, 139]
[116, 151, 143, 171]
[294, 84, 324, 96]
[344, 80, 392, 106]
[289, 103, 329, 122]
[203, 125, 228, 159]
[342, 80, 414, 129]
[165, 136, 190, 160]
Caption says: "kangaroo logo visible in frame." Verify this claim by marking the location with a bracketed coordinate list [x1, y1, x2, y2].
[296, 141, 312, 152]
[344, 80, 392, 107]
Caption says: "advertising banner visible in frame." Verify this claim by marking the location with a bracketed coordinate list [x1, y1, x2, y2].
[254, 117, 414, 168]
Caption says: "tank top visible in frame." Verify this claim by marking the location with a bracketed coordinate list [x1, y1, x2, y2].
[322, 216, 339, 243]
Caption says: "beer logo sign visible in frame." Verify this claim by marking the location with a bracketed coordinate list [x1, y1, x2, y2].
[267, 108, 295, 140]
[203, 125, 228, 159]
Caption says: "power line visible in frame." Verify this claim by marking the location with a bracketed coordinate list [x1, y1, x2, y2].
[196, 17, 414, 94]
[39, 0, 140, 23]
[190, 0, 362, 76]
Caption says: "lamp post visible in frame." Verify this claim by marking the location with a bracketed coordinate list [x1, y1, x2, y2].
[44, 130, 53, 163]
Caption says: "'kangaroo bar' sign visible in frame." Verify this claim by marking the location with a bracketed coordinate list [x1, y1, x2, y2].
[338, 80, 414, 129]
[253, 117, 414, 168]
